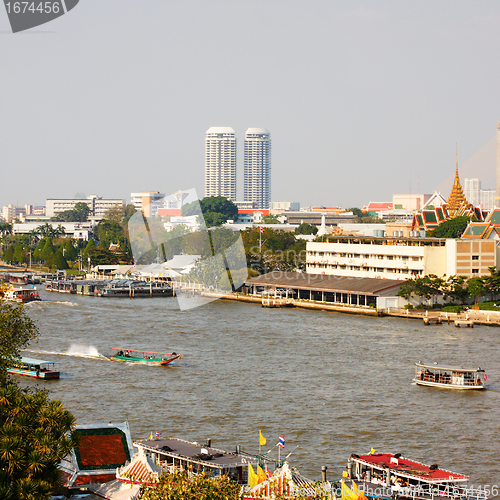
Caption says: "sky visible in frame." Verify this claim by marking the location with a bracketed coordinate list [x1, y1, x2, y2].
[2, 0, 500, 209]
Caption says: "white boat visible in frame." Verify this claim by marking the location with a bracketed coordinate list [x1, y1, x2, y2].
[3, 285, 41, 303]
[414, 362, 486, 390]
[347, 452, 488, 500]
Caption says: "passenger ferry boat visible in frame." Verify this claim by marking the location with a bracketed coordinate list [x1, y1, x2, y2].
[414, 362, 486, 390]
[347, 452, 487, 500]
[109, 348, 181, 365]
[7, 357, 60, 379]
[3, 285, 41, 303]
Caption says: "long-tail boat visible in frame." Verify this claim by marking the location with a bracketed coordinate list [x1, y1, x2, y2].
[109, 348, 181, 366]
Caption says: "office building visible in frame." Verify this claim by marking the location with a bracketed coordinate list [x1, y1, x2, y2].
[205, 127, 237, 201]
[244, 128, 271, 209]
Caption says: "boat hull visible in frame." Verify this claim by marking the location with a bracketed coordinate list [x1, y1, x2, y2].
[109, 354, 180, 366]
[7, 367, 60, 379]
[414, 379, 485, 390]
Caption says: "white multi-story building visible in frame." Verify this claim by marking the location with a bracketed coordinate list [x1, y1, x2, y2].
[130, 191, 165, 218]
[244, 128, 271, 209]
[46, 195, 125, 219]
[464, 178, 481, 206]
[464, 178, 495, 209]
[205, 127, 237, 201]
[307, 236, 497, 280]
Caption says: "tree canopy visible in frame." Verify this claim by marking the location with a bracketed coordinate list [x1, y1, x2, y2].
[0, 302, 39, 386]
[51, 202, 90, 222]
[139, 471, 241, 500]
[182, 196, 238, 227]
[427, 216, 472, 238]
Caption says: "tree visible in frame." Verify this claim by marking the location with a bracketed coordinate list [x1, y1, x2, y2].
[52, 249, 69, 270]
[2, 246, 14, 264]
[467, 277, 486, 305]
[428, 216, 472, 238]
[295, 222, 318, 235]
[0, 302, 39, 386]
[63, 240, 78, 261]
[348, 207, 364, 218]
[261, 214, 282, 224]
[40, 238, 55, 262]
[140, 471, 241, 500]
[182, 197, 238, 222]
[0, 385, 77, 500]
[202, 212, 227, 228]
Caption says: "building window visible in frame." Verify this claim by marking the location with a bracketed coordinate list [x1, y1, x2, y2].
[472, 269, 479, 274]
[472, 255, 479, 260]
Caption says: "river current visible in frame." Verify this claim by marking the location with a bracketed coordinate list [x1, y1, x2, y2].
[20, 290, 500, 489]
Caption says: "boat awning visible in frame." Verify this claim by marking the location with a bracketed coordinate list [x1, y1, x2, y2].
[20, 357, 54, 365]
[136, 438, 253, 469]
[352, 454, 468, 483]
[416, 363, 483, 373]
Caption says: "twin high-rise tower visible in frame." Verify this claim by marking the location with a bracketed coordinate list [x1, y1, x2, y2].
[205, 127, 271, 209]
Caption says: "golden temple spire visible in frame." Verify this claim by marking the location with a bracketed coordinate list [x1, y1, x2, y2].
[447, 146, 468, 215]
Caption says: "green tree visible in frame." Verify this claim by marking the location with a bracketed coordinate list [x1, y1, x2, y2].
[140, 471, 241, 500]
[261, 214, 282, 224]
[348, 207, 364, 218]
[182, 196, 238, 221]
[13, 244, 27, 264]
[32, 238, 46, 262]
[427, 216, 472, 238]
[0, 302, 39, 386]
[295, 222, 318, 235]
[40, 238, 55, 262]
[2, 246, 14, 263]
[443, 275, 468, 303]
[0, 222, 12, 237]
[87, 247, 118, 266]
[0, 385, 77, 500]
[63, 240, 78, 261]
[52, 249, 69, 270]
[467, 277, 486, 305]
[202, 212, 228, 228]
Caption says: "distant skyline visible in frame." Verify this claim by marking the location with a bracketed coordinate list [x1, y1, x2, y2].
[2, 1, 500, 208]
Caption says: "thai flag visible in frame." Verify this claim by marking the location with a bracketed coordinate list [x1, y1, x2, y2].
[278, 435, 285, 449]
[260, 226, 264, 233]
[155, 432, 162, 438]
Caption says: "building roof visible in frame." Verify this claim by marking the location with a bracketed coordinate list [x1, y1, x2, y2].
[206, 127, 235, 134]
[362, 202, 394, 212]
[245, 272, 403, 295]
[59, 422, 134, 488]
[245, 127, 270, 135]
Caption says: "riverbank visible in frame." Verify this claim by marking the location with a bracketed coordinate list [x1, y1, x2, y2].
[199, 290, 500, 325]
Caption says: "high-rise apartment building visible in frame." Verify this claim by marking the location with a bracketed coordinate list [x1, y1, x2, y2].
[244, 128, 271, 209]
[205, 127, 237, 201]
[464, 178, 481, 206]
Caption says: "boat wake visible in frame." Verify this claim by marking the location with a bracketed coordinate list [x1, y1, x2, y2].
[27, 300, 78, 307]
[26, 344, 108, 360]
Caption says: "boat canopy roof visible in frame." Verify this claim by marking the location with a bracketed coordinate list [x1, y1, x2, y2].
[20, 357, 54, 366]
[136, 437, 253, 469]
[415, 362, 484, 373]
[111, 348, 176, 356]
[352, 453, 468, 484]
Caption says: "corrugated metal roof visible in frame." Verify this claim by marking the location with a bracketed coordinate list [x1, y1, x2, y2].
[245, 272, 403, 295]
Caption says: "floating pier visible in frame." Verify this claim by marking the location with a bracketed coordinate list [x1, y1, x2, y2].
[454, 320, 474, 328]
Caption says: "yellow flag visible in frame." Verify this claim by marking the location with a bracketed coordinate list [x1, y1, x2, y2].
[257, 465, 267, 484]
[248, 463, 259, 487]
[259, 430, 267, 446]
[370, 447, 376, 455]
[341, 480, 354, 500]
[351, 480, 359, 496]
[342, 470, 348, 477]
[147, 432, 153, 440]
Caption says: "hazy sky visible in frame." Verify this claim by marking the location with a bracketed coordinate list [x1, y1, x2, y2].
[2, 1, 500, 209]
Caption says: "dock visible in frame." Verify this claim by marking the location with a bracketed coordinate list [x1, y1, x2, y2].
[454, 320, 474, 328]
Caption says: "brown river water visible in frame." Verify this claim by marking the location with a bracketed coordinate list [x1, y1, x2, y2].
[19, 289, 500, 490]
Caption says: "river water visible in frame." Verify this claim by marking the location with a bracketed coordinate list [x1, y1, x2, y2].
[20, 289, 500, 489]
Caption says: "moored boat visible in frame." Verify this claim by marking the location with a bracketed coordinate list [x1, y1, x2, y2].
[3, 285, 41, 303]
[414, 362, 486, 390]
[346, 452, 487, 500]
[109, 348, 181, 365]
[7, 357, 60, 379]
